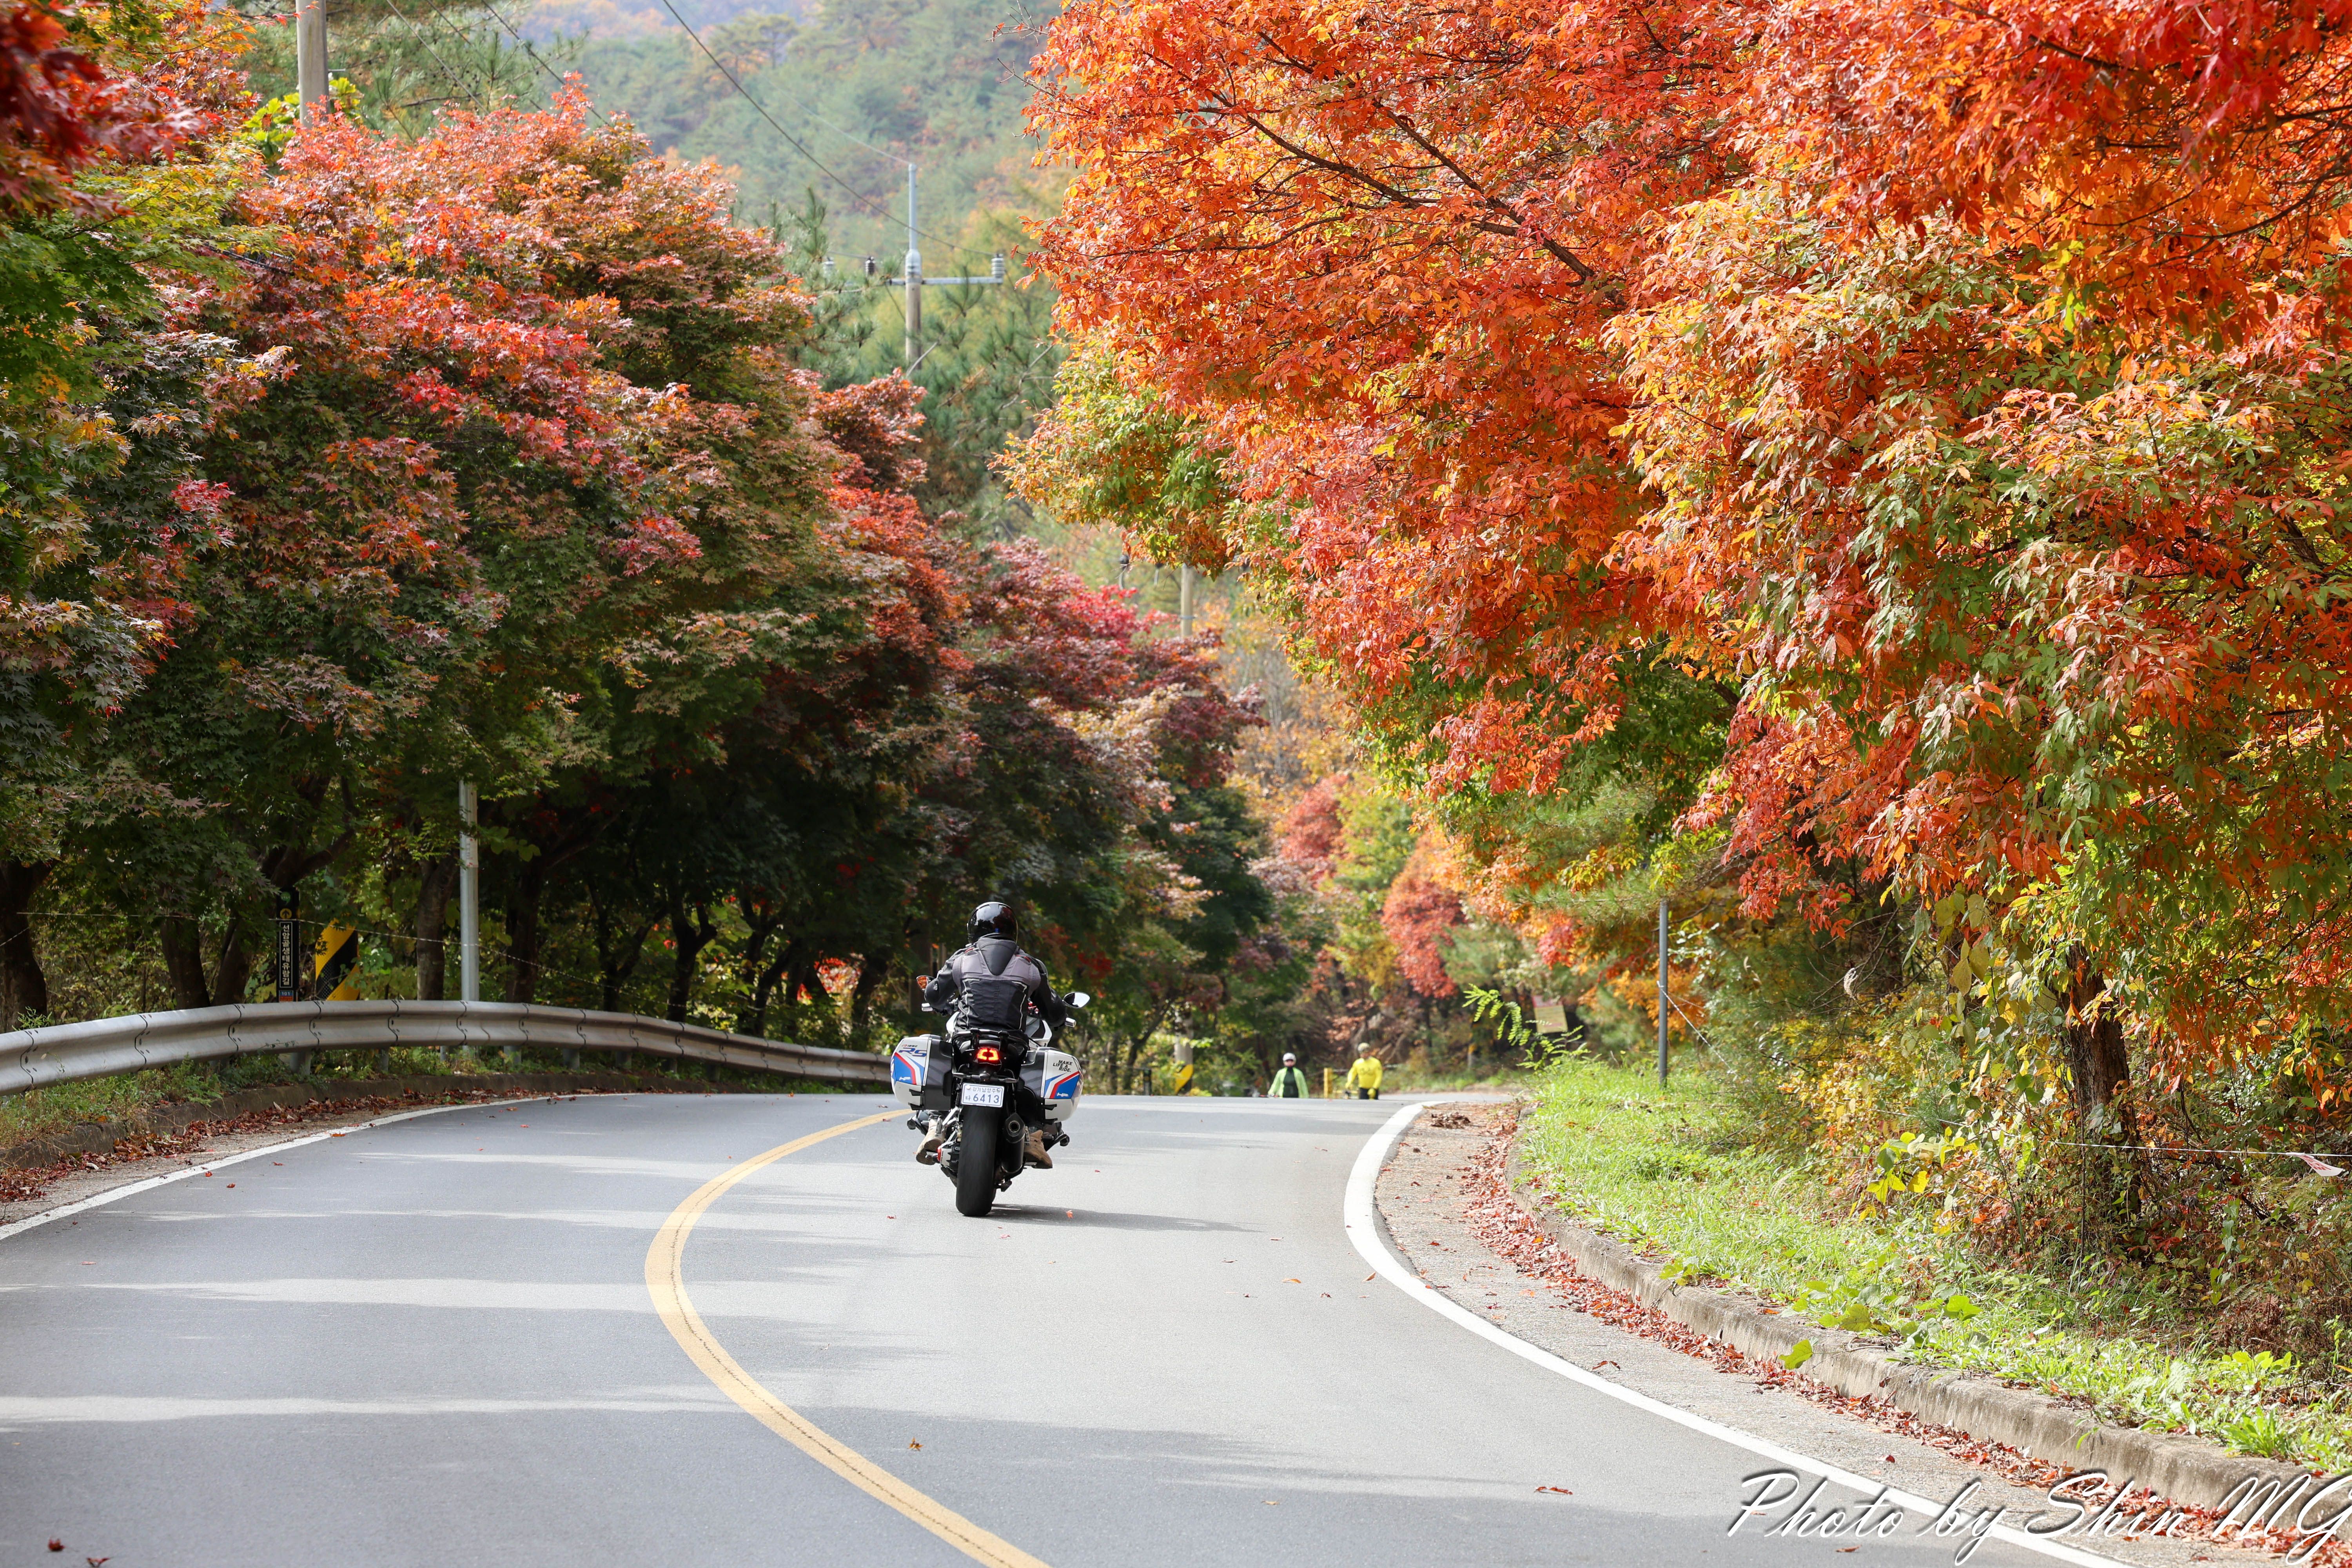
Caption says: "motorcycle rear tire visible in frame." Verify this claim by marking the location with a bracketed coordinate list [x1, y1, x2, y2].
[954, 1105, 1002, 1216]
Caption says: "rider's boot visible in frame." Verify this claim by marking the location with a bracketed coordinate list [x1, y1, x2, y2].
[1023, 1126, 1053, 1169]
[915, 1116, 945, 1165]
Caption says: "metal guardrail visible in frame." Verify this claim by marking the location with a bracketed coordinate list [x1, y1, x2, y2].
[0, 999, 889, 1096]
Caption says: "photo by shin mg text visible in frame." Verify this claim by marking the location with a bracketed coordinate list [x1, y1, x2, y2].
[1729, 1465, 2352, 1563]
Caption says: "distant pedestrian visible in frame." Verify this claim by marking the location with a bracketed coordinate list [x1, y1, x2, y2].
[1345, 1044, 1383, 1100]
[1270, 1051, 1311, 1099]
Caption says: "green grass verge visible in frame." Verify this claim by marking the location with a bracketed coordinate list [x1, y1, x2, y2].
[0, 1047, 860, 1152]
[1521, 1059, 2352, 1470]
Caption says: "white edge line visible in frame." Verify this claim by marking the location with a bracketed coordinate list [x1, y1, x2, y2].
[1345, 1098, 2123, 1568]
[0, 1094, 570, 1244]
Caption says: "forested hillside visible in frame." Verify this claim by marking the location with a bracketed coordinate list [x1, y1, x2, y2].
[566, 0, 1050, 265]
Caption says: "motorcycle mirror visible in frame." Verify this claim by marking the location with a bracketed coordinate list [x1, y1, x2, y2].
[1067, 991, 1091, 1009]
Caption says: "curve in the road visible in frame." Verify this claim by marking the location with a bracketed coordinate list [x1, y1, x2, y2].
[1347, 1101, 2114, 1568]
[0, 1098, 526, 1243]
[646, 1108, 1050, 1568]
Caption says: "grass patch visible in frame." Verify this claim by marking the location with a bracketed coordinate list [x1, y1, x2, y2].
[1521, 1058, 2352, 1470]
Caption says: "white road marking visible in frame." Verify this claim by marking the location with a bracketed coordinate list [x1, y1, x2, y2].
[0, 1098, 547, 1244]
[1345, 1099, 2122, 1568]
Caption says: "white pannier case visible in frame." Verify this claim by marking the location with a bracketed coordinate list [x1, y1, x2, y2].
[1020, 1048, 1082, 1122]
[890, 1035, 951, 1112]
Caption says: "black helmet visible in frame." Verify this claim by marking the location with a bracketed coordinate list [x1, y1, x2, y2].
[968, 901, 1016, 942]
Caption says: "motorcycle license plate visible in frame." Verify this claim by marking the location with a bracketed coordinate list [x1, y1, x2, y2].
[959, 1082, 1005, 1109]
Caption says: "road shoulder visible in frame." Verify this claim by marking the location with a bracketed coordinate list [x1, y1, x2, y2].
[1374, 1101, 2297, 1568]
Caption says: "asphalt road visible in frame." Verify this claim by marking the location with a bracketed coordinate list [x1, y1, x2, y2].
[0, 1091, 2088, 1566]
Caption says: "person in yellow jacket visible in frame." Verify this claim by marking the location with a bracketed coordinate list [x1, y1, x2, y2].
[1345, 1044, 1383, 1100]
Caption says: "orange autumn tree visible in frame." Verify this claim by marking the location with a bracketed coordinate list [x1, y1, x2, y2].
[1027, 0, 2352, 1145]
[1617, 7, 2352, 1125]
[1023, 0, 1748, 796]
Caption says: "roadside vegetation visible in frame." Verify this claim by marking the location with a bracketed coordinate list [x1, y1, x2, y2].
[1524, 1060, 2352, 1470]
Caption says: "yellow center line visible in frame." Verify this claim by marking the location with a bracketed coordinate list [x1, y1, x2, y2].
[645, 1110, 1051, 1568]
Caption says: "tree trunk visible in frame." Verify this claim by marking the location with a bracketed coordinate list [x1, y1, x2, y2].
[0, 860, 53, 1028]
[413, 852, 456, 1001]
[2063, 958, 2146, 1243]
[666, 898, 719, 1024]
[159, 915, 211, 1011]
[743, 937, 802, 1038]
[591, 896, 654, 1015]
[731, 895, 789, 1034]
[848, 953, 887, 1045]
[210, 914, 254, 1006]
[503, 864, 545, 1005]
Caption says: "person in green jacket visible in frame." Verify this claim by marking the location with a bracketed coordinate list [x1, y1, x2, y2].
[1269, 1051, 1311, 1099]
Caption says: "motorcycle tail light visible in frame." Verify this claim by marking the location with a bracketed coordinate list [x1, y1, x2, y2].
[975, 1045, 1002, 1064]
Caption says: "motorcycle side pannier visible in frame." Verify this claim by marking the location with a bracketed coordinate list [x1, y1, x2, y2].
[891, 1035, 951, 1112]
[1020, 1047, 1082, 1122]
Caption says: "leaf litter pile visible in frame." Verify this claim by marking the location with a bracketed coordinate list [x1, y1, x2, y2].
[1444, 1104, 2348, 1567]
[0, 1088, 579, 1205]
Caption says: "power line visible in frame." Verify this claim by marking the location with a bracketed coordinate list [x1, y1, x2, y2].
[648, 0, 997, 266]
[476, 0, 614, 125]
[374, 0, 492, 111]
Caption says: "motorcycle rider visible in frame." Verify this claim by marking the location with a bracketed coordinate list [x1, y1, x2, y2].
[916, 901, 1073, 1170]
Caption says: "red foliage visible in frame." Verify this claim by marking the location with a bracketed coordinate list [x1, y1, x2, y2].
[1276, 775, 1344, 884]
[0, 0, 205, 211]
[1381, 838, 1463, 997]
[813, 374, 926, 494]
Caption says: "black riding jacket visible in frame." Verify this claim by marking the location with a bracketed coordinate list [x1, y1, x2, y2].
[924, 938, 1069, 1033]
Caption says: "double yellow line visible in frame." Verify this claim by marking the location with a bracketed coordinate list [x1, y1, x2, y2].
[644, 1110, 1050, 1568]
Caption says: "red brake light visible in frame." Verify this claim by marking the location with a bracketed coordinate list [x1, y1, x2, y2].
[976, 1045, 1002, 1064]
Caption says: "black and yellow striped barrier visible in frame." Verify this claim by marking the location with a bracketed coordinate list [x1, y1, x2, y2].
[310, 920, 359, 1002]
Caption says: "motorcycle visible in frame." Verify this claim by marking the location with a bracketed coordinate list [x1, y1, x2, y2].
[891, 990, 1089, 1216]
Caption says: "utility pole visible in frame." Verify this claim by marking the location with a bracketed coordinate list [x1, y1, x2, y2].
[1657, 897, 1670, 1085]
[458, 781, 481, 1007]
[903, 164, 922, 370]
[294, 0, 328, 118]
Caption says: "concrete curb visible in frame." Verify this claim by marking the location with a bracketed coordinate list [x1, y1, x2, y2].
[2, 1070, 791, 1171]
[1495, 1129, 2311, 1511]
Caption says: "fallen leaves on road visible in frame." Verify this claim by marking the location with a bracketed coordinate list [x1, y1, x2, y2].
[1536, 1486, 1572, 1495]
[46, 1539, 60, 1552]
[908, 1441, 922, 1450]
